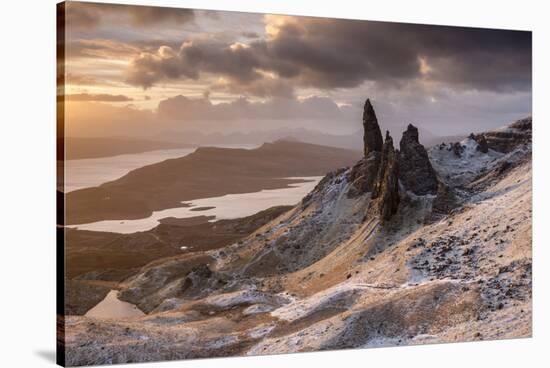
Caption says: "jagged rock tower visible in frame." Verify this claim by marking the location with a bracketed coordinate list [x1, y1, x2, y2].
[363, 99, 383, 157]
[374, 132, 400, 221]
[349, 98, 400, 222]
[398, 124, 438, 195]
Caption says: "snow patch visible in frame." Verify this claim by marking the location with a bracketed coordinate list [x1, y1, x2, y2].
[429, 138, 504, 187]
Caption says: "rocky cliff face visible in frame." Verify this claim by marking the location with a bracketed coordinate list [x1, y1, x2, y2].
[348, 100, 400, 221]
[470, 133, 489, 153]
[398, 124, 439, 195]
[348, 99, 384, 197]
[347, 153, 382, 196]
[481, 117, 532, 153]
[363, 99, 383, 157]
[373, 132, 400, 222]
[350, 100, 440, 220]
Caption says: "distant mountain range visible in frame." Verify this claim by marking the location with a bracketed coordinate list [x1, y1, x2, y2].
[158, 126, 462, 151]
[61, 137, 192, 160]
[64, 127, 465, 161]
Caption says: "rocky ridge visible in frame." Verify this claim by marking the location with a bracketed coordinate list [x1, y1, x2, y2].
[349, 99, 438, 221]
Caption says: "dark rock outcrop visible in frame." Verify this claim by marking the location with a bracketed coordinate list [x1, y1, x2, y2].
[363, 99, 383, 157]
[348, 99, 400, 221]
[348, 99, 384, 197]
[482, 117, 532, 153]
[510, 116, 532, 131]
[475, 134, 489, 153]
[350, 100, 448, 221]
[347, 152, 381, 196]
[373, 132, 400, 222]
[450, 142, 465, 157]
[399, 124, 438, 195]
[468, 133, 489, 153]
[430, 182, 458, 219]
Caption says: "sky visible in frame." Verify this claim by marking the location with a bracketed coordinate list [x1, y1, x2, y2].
[60, 1, 532, 141]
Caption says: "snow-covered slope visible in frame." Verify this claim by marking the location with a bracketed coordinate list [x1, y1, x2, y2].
[429, 135, 530, 188]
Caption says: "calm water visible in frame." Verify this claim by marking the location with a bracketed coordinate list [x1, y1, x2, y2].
[64, 145, 258, 192]
[85, 290, 144, 320]
[69, 176, 323, 234]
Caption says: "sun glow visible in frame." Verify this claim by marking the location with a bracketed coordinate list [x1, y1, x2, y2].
[419, 56, 433, 75]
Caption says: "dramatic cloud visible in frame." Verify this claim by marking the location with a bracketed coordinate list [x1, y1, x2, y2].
[66, 39, 144, 60]
[127, 6, 195, 26]
[262, 16, 531, 92]
[241, 31, 260, 39]
[64, 73, 103, 86]
[65, 93, 134, 102]
[157, 95, 350, 121]
[65, 2, 194, 29]
[58, 73, 108, 87]
[124, 15, 531, 96]
[210, 73, 294, 98]
[63, 89, 532, 141]
[62, 94, 359, 140]
[62, 3, 531, 140]
[125, 40, 268, 90]
[65, 101, 155, 138]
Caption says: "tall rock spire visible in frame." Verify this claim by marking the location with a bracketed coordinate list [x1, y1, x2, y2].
[349, 100, 400, 222]
[398, 124, 438, 195]
[374, 131, 400, 222]
[363, 99, 383, 157]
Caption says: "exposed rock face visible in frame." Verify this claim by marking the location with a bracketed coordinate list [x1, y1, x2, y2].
[348, 99, 400, 221]
[468, 133, 489, 153]
[475, 135, 489, 153]
[348, 99, 384, 197]
[482, 117, 532, 153]
[510, 116, 532, 131]
[363, 99, 383, 157]
[399, 124, 438, 195]
[373, 132, 400, 221]
[430, 182, 457, 219]
[347, 152, 381, 197]
[450, 142, 465, 157]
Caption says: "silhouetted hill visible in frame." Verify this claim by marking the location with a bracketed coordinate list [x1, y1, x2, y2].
[63, 137, 192, 160]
